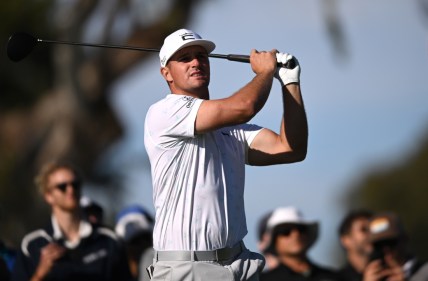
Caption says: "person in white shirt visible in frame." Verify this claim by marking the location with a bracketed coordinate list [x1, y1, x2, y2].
[144, 28, 308, 281]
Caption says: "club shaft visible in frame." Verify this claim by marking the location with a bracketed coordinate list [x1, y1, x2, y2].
[210, 53, 295, 68]
[38, 38, 294, 68]
[39, 38, 232, 58]
[38, 39, 160, 53]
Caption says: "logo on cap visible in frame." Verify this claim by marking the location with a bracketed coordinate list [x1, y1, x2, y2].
[180, 32, 197, 41]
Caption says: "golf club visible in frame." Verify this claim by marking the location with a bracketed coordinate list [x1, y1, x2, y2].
[6, 32, 296, 69]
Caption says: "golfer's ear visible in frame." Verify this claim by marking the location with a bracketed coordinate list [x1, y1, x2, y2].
[160, 67, 173, 83]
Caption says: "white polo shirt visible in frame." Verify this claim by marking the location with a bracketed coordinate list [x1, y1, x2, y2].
[144, 94, 263, 251]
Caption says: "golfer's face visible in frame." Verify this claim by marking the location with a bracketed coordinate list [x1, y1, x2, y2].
[165, 46, 210, 94]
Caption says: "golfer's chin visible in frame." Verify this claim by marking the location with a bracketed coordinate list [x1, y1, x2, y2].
[191, 76, 209, 85]
[190, 79, 209, 91]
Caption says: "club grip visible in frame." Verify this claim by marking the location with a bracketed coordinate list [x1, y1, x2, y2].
[226, 54, 296, 69]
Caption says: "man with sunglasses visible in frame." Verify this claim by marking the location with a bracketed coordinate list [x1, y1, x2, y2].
[11, 160, 132, 281]
[363, 212, 428, 281]
[260, 206, 342, 281]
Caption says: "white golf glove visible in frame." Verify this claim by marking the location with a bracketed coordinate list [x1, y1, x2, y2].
[275, 52, 301, 86]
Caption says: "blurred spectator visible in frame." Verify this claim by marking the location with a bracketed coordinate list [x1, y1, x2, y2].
[0, 239, 17, 277]
[257, 210, 279, 271]
[337, 209, 374, 281]
[115, 204, 154, 281]
[0, 255, 10, 281]
[11, 160, 132, 281]
[363, 212, 428, 281]
[260, 206, 342, 281]
[80, 196, 104, 225]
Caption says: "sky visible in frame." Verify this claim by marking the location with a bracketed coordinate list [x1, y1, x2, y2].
[98, 0, 428, 267]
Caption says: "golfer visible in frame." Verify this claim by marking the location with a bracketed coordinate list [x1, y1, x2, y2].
[144, 28, 308, 281]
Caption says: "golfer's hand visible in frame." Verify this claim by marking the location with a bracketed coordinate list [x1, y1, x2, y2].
[31, 243, 66, 281]
[275, 52, 300, 86]
[250, 49, 277, 77]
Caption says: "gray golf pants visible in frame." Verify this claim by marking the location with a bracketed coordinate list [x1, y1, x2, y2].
[148, 247, 265, 281]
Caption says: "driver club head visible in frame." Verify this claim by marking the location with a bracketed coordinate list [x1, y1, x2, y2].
[7, 32, 38, 62]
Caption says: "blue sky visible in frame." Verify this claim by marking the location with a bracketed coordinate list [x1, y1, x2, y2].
[100, 0, 428, 267]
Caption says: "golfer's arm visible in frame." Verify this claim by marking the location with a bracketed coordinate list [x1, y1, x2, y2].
[195, 73, 274, 134]
[248, 83, 308, 165]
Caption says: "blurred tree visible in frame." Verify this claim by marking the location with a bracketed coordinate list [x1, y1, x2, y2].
[343, 128, 428, 260]
[2, 0, 426, 251]
[321, 0, 349, 64]
[0, 0, 202, 247]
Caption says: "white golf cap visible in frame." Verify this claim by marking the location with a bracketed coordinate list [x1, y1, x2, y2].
[159, 28, 216, 67]
[267, 206, 317, 229]
[265, 206, 319, 252]
[115, 205, 154, 242]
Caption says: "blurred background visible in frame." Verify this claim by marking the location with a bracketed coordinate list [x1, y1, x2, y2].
[1, 0, 428, 267]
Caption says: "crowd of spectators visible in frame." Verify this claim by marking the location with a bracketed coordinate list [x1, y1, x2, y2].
[1, 160, 426, 281]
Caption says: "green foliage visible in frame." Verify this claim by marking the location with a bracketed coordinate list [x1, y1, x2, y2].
[0, 0, 203, 248]
[347, 128, 428, 260]
[0, 0, 55, 110]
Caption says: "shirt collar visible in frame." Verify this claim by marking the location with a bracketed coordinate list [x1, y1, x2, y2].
[51, 215, 93, 248]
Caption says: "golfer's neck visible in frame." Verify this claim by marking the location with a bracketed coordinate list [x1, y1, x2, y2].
[173, 88, 210, 100]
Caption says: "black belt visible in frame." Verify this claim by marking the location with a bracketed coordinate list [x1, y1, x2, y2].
[154, 241, 245, 261]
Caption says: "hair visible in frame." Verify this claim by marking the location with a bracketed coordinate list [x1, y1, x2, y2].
[34, 160, 82, 195]
[257, 211, 273, 241]
[338, 209, 374, 237]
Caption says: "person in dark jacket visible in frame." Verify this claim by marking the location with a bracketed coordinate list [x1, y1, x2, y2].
[11, 160, 132, 281]
[115, 204, 154, 281]
[0, 239, 17, 280]
[337, 209, 374, 281]
[256, 211, 279, 272]
[363, 212, 428, 281]
[260, 206, 342, 281]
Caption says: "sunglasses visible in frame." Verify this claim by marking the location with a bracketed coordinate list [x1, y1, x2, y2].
[276, 224, 308, 236]
[52, 180, 82, 193]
